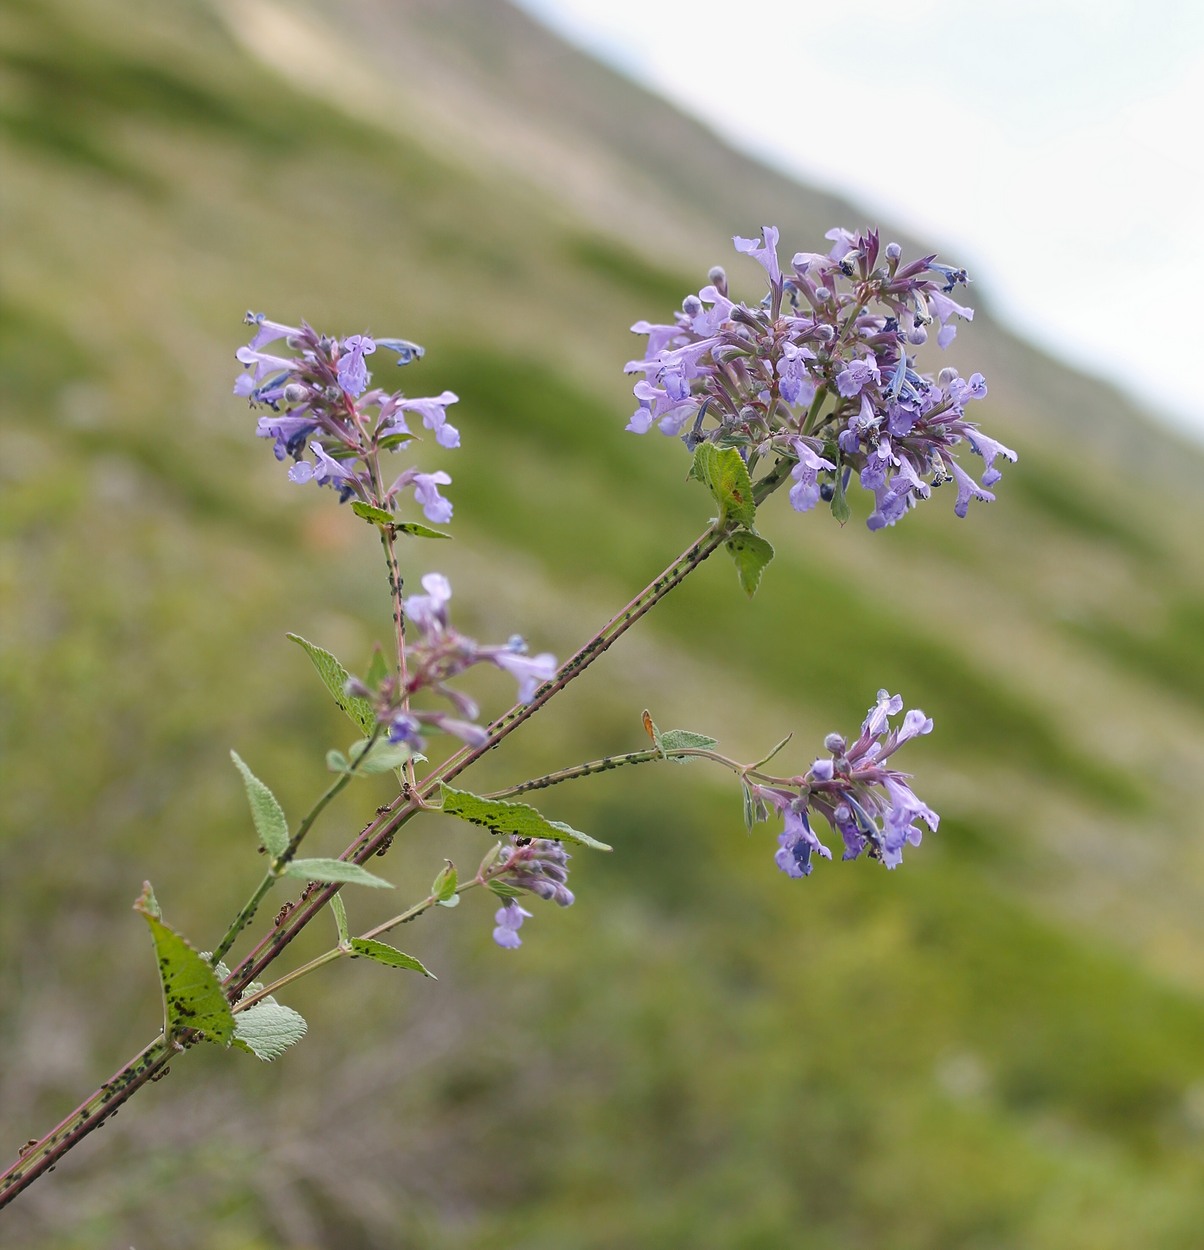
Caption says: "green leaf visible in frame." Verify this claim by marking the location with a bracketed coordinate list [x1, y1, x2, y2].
[233, 999, 308, 1061]
[751, 732, 793, 771]
[725, 529, 774, 598]
[349, 938, 436, 978]
[830, 457, 851, 525]
[281, 858, 393, 889]
[394, 521, 452, 540]
[487, 879, 522, 901]
[230, 751, 289, 860]
[689, 444, 757, 529]
[365, 644, 390, 691]
[376, 430, 415, 453]
[286, 633, 375, 734]
[344, 737, 416, 775]
[325, 749, 350, 773]
[431, 860, 458, 902]
[741, 782, 768, 832]
[134, 883, 235, 1047]
[658, 728, 720, 762]
[439, 784, 612, 852]
[350, 501, 395, 526]
[330, 893, 350, 946]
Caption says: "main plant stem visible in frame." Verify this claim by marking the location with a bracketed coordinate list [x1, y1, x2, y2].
[0, 462, 794, 1210]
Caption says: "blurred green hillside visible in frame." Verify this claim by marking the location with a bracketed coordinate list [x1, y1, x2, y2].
[2, 0, 1204, 1246]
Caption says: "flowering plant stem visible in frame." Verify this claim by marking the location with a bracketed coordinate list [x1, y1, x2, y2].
[0, 473, 788, 1210]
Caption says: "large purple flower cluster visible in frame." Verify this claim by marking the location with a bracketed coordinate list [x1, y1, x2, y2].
[752, 690, 938, 877]
[491, 838, 575, 950]
[235, 315, 458, 523]
[626, 227, 1015, 529]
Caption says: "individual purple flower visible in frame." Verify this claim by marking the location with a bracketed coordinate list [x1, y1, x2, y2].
[835, 355, 881, 398]
[489, 646, 557, 703]
[396, 391, 461, 449]
[733, 226, 782, 287]
[336, 334, 375, 397]
[409, 470, 453, 524]
[788, 438, 836, 513]
[492, 901, 532, 949]
[404, 572, 453, 635]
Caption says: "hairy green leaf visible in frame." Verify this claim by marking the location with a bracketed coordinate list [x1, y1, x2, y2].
[286, 633, 375, 734]
[431, 860, 458, 902]
[350, 501, 395, 526]
[725, 529, 774, 597]
[134, 883, 234, 1047]
[330, 893, 350, 946]
[658, 728, 720, 762]
[233, 999, 308, 1061]
[439, 784, 612, 851]
[689, 444, 757, 529]
[350, 938, 436, 977]
[230, 751, 289, 859]
[830, 457, 851, 525]
[281, 858, 393, 889]
[394, 521, 452, 540]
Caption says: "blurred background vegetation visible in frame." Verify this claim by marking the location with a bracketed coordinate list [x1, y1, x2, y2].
[2, 0, 1204, 1246]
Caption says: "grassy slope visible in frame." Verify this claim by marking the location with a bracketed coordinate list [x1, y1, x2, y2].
[1, 0, 1203, 1245]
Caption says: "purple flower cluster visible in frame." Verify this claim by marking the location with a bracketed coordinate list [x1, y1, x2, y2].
[626, 227, 1015, 529]
[753, 690, 938, 876]
[490, 838, 574, 949]
[348, 573, 557, 750]
[235, 314, 458, 523]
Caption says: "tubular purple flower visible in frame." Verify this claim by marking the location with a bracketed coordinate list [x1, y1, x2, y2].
[733, 226, 782, 287]
[336, 334, 375, 397]
[411, 471, 453, 524]
[490, 649, 557, 702]
[397, 391, 461, 449]
[492, 901, 532, 950]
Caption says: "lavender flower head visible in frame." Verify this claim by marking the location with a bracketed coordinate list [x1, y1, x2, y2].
[490, 837, 575, 949]
[235, 314, 458, 524]
[626, 228, 1016, 529]
[346, 573, 557, 750]
[753, 690, 938, 876]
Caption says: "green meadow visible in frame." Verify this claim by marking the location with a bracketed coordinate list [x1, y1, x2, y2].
[2, 1, 1203, 1245]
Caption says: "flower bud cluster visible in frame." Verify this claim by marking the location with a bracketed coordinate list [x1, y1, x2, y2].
[490, 837, 575, 949]
[753, 690, 938, 877]
[346, 573, 556, 750]
[626, 227, 1015, 529]
[235, 314, 458, 523]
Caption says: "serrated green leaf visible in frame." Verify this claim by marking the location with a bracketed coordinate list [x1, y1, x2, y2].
[134, 884, 235, 1047]
[658, 728, 720, 761]
[365, 645, 390, 691]
[725, 529, 774, 597]
[286, 633, 375, 734]
[281, 858, 393, 889]
[487, 879, 522, 900]
[439, 784, 612, 851]
[689, 444, 757, 529]
[230, 751, 289, 859]
[350, 501, 395, 525]
[394, 521, 452, 540]
[330, 893, 350, 945]
[349, 938, 436, 978]
[431, 860, 458, 902]
[233, 999, 308, 1061]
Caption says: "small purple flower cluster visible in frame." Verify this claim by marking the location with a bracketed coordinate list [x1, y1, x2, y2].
[348, 573, 557, 750]
[753, 690, 938, 877]
[626, 227, 1015, 529]
[235, 315, 458, 523]
[491, 838, 574, 949]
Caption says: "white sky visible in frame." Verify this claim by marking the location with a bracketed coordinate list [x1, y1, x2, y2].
[514, 0, 1204, 442]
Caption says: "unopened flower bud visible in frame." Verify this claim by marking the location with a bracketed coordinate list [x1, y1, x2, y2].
[283, 382, 309, 404]
[885, 242, 902, 261]
[707, 266, 728, 296]
[824, 732, 846, 754]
